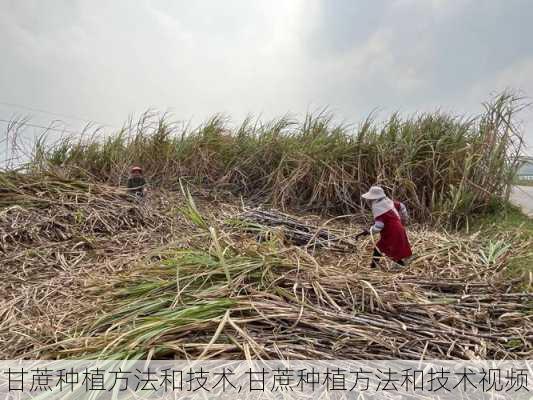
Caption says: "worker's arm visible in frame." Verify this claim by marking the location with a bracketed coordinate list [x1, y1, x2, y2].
[369, 220, 385, 234]
[357, 218, 385, 238]
[398, 202, 409, 224]
[357, 216, 385, 238]
[394, 201, 409, 224]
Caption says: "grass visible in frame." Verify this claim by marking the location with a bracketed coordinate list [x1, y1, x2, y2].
[16, 91, 526, 228]
[468, 203, 533, 283]
[472, 203, 533, 232]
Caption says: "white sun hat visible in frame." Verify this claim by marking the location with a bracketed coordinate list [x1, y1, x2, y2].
[361, 186, 386, 200]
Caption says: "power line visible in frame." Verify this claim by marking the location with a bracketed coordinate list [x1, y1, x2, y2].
[0, 100, 115, 127]
[0, 118, 81, 135]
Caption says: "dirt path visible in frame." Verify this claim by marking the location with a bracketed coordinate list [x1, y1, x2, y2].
[510, 186, 533, 217]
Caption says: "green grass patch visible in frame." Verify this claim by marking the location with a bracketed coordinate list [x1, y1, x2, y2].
[470, 203, 533, 233]
[468, 204, 532, 285]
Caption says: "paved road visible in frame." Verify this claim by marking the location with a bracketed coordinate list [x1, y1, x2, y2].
[510, 186, 533, 217]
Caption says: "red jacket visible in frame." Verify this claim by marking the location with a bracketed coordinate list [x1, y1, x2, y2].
[375, 201, 412, 261]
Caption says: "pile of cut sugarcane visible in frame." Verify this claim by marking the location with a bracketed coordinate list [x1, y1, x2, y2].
[0, 172, 531, 360]
[45, 216, 532, 360]
[0, 171, 186, 358]
[233, 208, 359, 251]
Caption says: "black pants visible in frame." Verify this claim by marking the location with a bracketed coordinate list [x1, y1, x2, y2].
[371, 248, 405, 268]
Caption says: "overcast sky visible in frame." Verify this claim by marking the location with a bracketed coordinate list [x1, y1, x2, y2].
[1, 0, 532, 154]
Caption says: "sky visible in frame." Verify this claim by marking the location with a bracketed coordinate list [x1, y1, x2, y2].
[1, 0, 533, 155]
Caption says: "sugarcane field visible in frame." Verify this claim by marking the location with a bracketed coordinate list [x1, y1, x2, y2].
[1, 93, 531, 362]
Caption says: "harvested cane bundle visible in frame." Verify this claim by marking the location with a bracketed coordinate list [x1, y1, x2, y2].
[0, 173, 188, 358]
[234, 208, 357, 251]
[0, 172, 167, 249]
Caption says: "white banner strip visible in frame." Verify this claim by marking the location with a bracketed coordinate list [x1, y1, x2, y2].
[0, 360, 531, 399]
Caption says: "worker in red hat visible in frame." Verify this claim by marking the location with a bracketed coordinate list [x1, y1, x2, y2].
[360, 186, 412, 268]
[127, 166, 146, 200]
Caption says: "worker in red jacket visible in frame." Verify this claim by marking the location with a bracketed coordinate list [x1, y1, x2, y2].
[360, 186, 412, 268]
